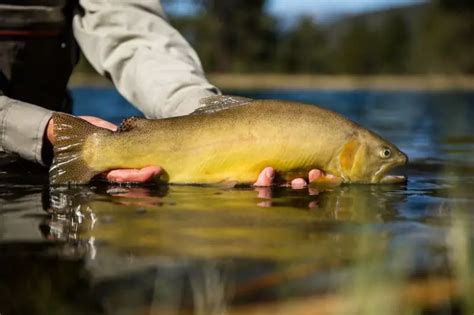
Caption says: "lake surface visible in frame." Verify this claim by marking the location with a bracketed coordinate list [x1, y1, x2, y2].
[1, 89, 473, 315]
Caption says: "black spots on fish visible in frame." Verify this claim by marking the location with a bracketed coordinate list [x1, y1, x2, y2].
[117, 117, 138, 132]
[117, 116, 146, 132]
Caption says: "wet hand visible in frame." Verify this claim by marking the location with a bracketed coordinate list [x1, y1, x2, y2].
[46, 115, 162, 183]
[80, 116, 162, 183]
[253, 166, 341, 189]
[46, 115, 117, 145]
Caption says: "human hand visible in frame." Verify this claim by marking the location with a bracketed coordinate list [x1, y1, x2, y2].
[253, 167, 341, 189]
[46, 115, 162, 183]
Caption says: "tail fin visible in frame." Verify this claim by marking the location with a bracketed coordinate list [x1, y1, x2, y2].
[49, 113, 112, 185]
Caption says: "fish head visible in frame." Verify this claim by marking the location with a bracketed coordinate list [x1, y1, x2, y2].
[341, 131, 408, 184]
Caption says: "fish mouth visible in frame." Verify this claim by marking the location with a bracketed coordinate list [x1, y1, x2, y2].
[373, 154, 408, 184]
[379, 174, 407, 184]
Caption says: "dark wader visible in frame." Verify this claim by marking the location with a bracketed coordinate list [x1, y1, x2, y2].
[0, 0, 79, 113]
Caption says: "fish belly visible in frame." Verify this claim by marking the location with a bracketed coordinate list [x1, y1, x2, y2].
[92, 133, 322, 184]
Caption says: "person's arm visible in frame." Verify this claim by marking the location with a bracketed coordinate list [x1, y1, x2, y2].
[0, 95, 160, 183]
[0, 95, 52, 165]
[73, 0, 219, 119]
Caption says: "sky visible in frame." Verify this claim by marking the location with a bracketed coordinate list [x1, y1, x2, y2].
[164, 0, 427, 22]
[267, 0, 427, 22]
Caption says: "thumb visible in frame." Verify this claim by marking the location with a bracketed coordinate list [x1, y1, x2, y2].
[79, 116, 118, 131]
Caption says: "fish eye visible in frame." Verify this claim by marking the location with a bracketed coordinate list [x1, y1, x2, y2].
[380, 148, 391, 159]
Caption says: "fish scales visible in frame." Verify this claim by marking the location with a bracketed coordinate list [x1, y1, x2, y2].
[88, 101, 347, 182]
[49, 97, 408, 185]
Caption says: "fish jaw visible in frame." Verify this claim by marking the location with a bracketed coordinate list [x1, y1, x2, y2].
[379, 175, 407, 184]
[372, 152, 408, 184]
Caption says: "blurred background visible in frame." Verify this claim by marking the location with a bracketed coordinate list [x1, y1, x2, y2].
[73, 0, 474, 90]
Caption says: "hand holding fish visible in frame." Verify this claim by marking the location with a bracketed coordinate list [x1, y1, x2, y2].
[253, 167, 341, 189]
[47, 116, 162, 183]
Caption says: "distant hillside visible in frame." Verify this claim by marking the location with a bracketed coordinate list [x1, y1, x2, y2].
[322, 3, 429, 45]
[309, 1, 473, 74]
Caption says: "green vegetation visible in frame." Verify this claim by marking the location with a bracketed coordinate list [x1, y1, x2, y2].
[166, 0, 473, 74]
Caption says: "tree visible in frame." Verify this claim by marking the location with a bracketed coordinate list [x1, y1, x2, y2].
[412, 1, 474, 73]
[378, 14, 411, 73]
[275, 17, 329, 73]
[178, 0, 278, 72]
[334, 19, 381, 74]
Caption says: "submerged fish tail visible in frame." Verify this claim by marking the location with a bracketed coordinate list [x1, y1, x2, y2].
[49, 113, 111, 185]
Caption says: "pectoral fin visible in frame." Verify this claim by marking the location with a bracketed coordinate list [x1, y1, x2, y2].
[309, 175, 343, 188]
[339, 139, 361, 174]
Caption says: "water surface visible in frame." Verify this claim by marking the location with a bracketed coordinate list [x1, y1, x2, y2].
[1, 89, 473, 315]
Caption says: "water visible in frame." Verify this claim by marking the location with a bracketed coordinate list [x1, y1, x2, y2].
[1, 89, 474, 315]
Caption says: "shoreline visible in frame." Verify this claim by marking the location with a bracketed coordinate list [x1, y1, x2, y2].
[69, 73, 474, 91]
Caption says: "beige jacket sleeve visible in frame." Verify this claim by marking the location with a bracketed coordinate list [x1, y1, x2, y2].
[0, 96, 52, 165]
[73, 0, 219, 119]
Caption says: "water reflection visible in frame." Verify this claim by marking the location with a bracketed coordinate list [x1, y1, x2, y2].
[1, 181, 470, 314]
[45, 184, 410, 261]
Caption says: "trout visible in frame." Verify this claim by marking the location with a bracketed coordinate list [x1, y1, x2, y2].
[49, 96, 408, 185]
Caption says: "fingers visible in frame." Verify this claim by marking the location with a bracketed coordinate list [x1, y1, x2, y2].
[289, 168, 323, 189]
[308, 169, 323, 182]
[290, 178, 307, 189]
[253, 167, 275, 187]
[46, 118, 56, 144]
[79, 116, 118, 131]
[254, 167, 328, 189]
[105, 166, 162, 183]
[48, 115, 117, 145]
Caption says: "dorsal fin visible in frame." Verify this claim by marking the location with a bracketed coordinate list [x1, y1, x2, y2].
[191, 95, 253, 115]
[116, 116, 147, 132]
